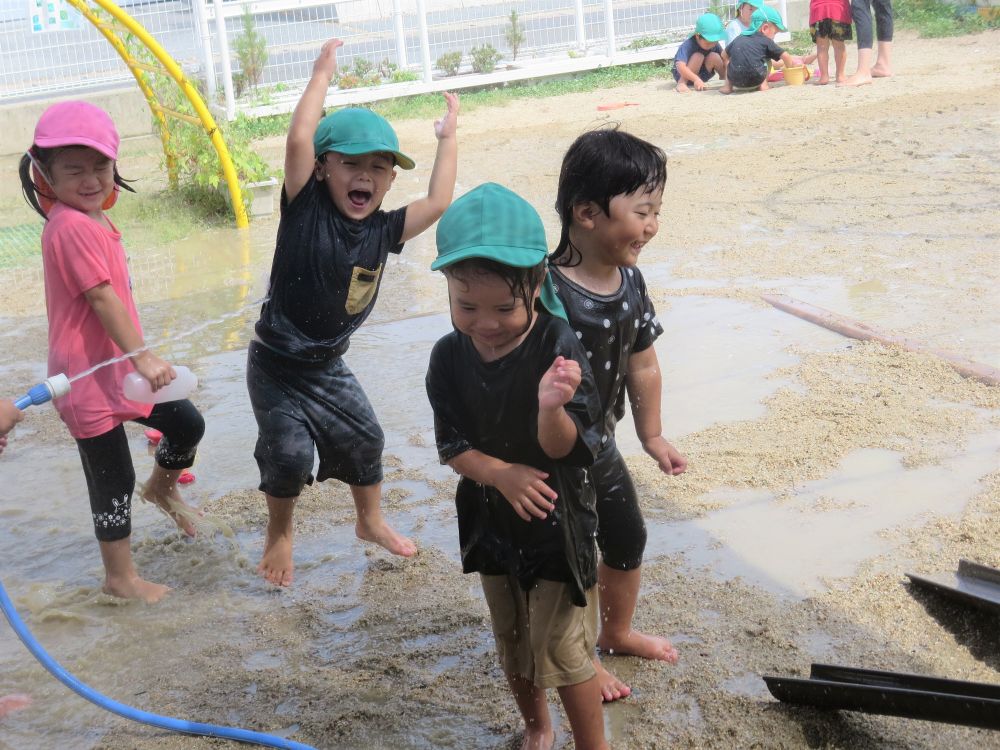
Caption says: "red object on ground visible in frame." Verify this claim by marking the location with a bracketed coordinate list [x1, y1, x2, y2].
[767, 70, 784, 82]
[145, 428, 163, 445]
[597, 102, 639, 111]
[178, 471, 195, 484]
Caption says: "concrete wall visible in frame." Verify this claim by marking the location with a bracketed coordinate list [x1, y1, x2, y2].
[0, 86, 153, 157]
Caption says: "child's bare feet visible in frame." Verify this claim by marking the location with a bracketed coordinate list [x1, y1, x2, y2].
[592, 657, 631, 702]
[839, 71, 872, 87]
[759, 81, 770, 91]
[356, 518, 417, 557]
[599, 629, 679, 664]
[142, 484, 200, 537]
[521, 726, 555, 750]
[720, 82, 733, 94]
[0, 694, 32, 718]
[871, 63, 893, 78]
[258, 526, 294, 586]
[103, 572, 171, 603]
[675, 82, 690, 93]
[816, 73, 830, 85]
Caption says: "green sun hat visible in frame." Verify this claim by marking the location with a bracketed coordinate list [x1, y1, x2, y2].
[433, 183, 567, 320]
[313, 107, 415, 170]
[734, 0, 766, 12]
[694, 13, 726, 42]
[743, 5, 787, 34]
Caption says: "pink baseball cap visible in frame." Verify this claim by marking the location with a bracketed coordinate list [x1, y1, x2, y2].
[33, 101, 119, 160]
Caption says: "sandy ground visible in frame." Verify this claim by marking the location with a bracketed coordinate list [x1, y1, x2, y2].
[2, 29, 999, 750]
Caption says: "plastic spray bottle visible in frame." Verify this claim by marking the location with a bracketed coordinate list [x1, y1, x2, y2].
[122, 366, 198, 404]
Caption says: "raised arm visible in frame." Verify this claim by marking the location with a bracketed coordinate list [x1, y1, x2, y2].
[625, 346, 687, 476]
[537, 355, 582, 459]
[400, 91, 459, 242]
[285, 38, 344, 203]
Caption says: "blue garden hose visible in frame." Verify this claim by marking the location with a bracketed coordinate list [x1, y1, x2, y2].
[5, 377, 318, 750]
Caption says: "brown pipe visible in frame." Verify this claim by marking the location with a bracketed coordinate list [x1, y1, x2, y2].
[761, 293, 1000, 387]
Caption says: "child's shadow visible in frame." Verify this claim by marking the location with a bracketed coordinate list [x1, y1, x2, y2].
[904, 582, 1000, 671]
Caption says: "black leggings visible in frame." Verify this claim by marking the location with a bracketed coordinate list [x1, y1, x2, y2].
[75, 400, 204, 542]
[851, 0, 893, 49]
[592, 441, 647, 571]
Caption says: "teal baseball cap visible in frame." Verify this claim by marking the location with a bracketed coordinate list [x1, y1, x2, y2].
[694, 13, 725, 42]
[433, 183, 567, 320]
[743, 5, 787, 33]
[313, 107, 415, 170]
[735, 0, 765, 11]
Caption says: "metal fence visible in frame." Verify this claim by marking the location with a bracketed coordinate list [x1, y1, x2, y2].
[0, 0, 786, 118]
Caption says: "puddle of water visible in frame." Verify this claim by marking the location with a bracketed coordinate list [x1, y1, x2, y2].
[646, 431, 1000, 597]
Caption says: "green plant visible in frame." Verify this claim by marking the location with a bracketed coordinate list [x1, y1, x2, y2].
[391, 69, 421, 83]
[470, 43, 502, 73]
[232, 8, 268, 94]
[625, 35, 668, 50]
[337, 72, 362, 89]
[436, 51, 463, 76]
[895, 0, 996, 36]
[505, 10, 526, 61]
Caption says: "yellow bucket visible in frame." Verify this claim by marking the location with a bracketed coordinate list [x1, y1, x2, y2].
[783, 65, 809, 86]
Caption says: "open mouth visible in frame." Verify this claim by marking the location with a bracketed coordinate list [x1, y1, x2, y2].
[348, 189, 372, 209]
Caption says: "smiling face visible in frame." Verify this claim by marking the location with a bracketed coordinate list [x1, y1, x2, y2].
[316, 151, 396, 220]
[445, 267, 541, 361]
[589, 187, 663, 268]
[47, 146, 115, 219]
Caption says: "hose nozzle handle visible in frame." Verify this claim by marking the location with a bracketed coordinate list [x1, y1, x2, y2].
[14, 374, 71, 410]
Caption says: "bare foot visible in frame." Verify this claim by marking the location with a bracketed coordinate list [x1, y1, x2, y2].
[142, 485, 200, 537]
[258, 527, 294, 586]
[599, 629, 679, 664]
[356, 518, 417, 557]
[103, 573, 171, 603]
[759, 81, 770, 91]
[720, 83, 733, 94]
[871, 64, 893, 78]
[521, 726, 555, 750]
[835, 75, 847, 84]
[592, 656, 632, 703]
[0, 694, 32, 718]
[816, 74, 830, 85]
[839, 72, 872, 87]
[675, 82, 690, 93]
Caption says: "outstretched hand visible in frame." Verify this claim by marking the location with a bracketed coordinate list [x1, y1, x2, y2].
[313, 38, 344, 78]
[643, 436, 688, 476]
[538, 355, 581, 412]
[494, 463, 557, 521]
[434, 91, 460, 139]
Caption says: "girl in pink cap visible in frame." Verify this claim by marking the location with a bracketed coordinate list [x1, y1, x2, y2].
[18, 100, 205, 603]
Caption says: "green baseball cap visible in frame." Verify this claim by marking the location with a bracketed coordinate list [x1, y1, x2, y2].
[743, 5, 787, 33]
[735, 0, 766, 11]
[433, 183, 567, 320]
[313, 107, 415, 170]
[694, 13, 725, 42]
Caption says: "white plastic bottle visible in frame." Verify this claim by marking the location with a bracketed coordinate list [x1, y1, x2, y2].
[122, 366, 198, 404]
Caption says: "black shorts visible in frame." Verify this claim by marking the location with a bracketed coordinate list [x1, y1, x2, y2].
[592, 440, 646, 571]
[76, 399, 204, 542]
[726, 64, 767, 89]
[246, 341, 384, 497]
[811, 19, 853, 41]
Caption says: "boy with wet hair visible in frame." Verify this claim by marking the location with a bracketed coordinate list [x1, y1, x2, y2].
[248, 38, 459, 586]
[426, 183, 608, 750]
[673, 13, 728, 92]
[722, 6, 803, 93]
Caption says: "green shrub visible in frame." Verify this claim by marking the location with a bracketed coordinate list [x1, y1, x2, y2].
[470, 44, 502, 73]
[232, 9, 267, 93]
[505, 10, 526, 61]
[436, 51, 463, 76]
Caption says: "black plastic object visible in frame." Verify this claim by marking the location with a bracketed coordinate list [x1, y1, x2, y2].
[905, 560, 1000, 615]
[763, 663, 1000, 730]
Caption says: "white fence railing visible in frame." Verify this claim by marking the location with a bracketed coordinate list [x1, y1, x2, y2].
[0, 0, 787, 118]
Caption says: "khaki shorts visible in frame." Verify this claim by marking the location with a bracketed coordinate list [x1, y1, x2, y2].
[480, 575, 597, 689]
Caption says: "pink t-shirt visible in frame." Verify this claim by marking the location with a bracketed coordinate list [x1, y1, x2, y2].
[42, 202, 152, 439]
[810, 0, 852, 25]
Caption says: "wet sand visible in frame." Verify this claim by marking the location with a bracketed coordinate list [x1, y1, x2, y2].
[1, 29, 999, 749]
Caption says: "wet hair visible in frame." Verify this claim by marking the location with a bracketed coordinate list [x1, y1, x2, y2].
[19, 145, 135, 220]
[442, 257, 547, 335]
[551, 125, 667, 266]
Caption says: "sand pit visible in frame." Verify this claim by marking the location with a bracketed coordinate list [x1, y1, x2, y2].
[1, 29, 998, 750]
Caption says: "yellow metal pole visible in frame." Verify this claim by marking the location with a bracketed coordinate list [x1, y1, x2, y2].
[74, 0, 248, 227]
